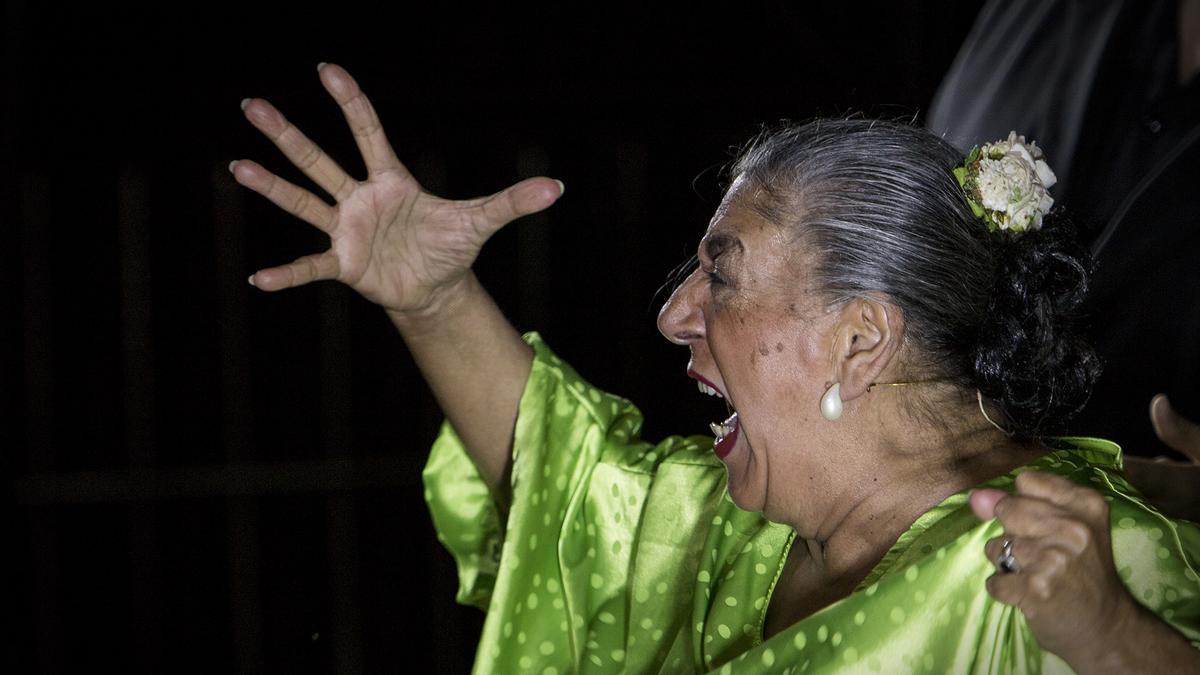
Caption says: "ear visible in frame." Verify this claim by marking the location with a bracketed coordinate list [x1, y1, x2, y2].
[828, 297, 904, 402]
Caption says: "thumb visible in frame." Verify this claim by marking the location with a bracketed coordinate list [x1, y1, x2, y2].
[1150, 394, 1200, 463]
[969, 488, 1007, 521]
[471, 177, 564, 238]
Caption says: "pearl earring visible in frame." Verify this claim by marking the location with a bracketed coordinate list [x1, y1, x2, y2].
[820, 383, 843, 420]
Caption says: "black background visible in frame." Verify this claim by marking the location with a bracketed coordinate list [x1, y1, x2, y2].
[4, 2, 983, 671]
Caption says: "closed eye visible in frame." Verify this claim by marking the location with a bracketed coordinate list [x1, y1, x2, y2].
[699, 231, 741, 289]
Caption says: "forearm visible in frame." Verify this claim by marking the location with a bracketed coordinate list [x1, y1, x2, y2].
[390, 272, 531, 496]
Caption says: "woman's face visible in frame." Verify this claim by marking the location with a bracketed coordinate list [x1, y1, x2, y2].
[658, 183, 840, 516]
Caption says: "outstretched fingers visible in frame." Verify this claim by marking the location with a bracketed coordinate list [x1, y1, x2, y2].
[229, 159, 336, 233]
[317, 63, 404, 178]
[249, 251, 341, 291]
[241, 96, 357, 202]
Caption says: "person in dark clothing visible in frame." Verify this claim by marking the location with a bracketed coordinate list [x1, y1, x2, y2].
[927, 0, 1200, 460]
[930, 3, 1200, 670]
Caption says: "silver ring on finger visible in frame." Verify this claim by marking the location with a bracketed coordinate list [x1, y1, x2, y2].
[997, 538, 1021, 574]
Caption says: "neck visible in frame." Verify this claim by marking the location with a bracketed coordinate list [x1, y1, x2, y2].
[790, 398, 1044, 586]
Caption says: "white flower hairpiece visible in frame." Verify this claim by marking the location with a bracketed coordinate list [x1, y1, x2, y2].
[952, 131, 1057, 234]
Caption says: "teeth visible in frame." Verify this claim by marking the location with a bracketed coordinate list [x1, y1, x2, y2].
[709, 414, 738, 441]
[695, 381, 724, 398]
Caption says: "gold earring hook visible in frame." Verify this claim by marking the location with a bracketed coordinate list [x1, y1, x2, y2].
[866, 380, 1013, 435]
[865, 378, 947, 392]
[976, 390, 1013, 435]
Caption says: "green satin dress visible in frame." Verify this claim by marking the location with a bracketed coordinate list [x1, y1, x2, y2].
[423, 334, 1200, 673]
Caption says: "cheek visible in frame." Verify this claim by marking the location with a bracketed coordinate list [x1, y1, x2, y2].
[740, 335, 815, 401]
[711, 301, 779, 366]
[710, 297, 829, 403]
[739, 340, 828, 458]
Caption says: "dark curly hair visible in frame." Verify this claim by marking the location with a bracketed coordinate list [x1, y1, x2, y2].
[729, 118, 1100, 439]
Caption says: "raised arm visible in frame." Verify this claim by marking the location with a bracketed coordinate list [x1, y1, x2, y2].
[231, 63, 563, 495]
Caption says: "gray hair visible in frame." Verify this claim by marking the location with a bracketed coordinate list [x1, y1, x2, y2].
[730, 118, 1098, 438]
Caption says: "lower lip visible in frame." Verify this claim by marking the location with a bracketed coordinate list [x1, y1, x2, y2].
[713, 416, 739, 458]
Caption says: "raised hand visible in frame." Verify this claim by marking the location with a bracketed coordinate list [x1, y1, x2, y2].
[231, 63, 563, 316]
[231, 64, 561, 491]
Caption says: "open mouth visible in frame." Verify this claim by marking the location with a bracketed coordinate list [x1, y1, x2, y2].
[710, 412, 739, 458]
[692, 372, 739, 459]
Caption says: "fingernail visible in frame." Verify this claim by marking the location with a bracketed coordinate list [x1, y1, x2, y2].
[247, 274, 256, 287]
[228, 160, 239, 173]
[240, 98, 251, 111]
[317, 62, 328, 71]
[554, 179, 565, 196]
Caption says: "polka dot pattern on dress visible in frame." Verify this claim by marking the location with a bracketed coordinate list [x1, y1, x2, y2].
[428, 339, 1200, 674]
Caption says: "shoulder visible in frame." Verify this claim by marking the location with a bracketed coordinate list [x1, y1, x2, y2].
[522, 332, 642, 438]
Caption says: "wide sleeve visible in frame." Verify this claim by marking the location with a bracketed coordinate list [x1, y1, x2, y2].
[422, 332, 651, 608]
[423, 333, 733, 673]
[423, 420, 505, 609]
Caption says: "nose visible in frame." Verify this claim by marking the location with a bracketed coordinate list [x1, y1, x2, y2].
[657, 268, 706, 345]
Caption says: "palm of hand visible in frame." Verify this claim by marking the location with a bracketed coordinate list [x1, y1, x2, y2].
[330, 175, 479, 312]
[233, 63, 560, 314]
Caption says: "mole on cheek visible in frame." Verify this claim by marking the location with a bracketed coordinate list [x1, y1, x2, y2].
[774, 342, 783, 353]
[757, 343, 770, 357]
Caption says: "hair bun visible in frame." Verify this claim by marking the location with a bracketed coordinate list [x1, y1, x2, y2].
[971, 211, 1101, 438]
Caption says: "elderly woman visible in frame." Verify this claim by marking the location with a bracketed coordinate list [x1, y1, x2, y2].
[233, 65, 1200, 672]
